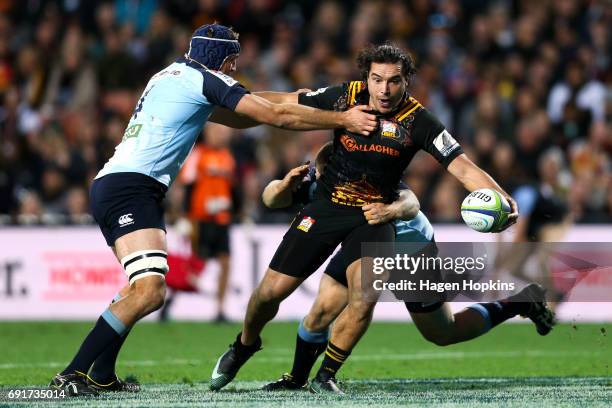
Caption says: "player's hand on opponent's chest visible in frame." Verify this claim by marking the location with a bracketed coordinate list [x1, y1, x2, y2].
[342, 105, 378, 136]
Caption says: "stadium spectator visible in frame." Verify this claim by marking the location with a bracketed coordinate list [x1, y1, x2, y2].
[0, 0, 609, 225]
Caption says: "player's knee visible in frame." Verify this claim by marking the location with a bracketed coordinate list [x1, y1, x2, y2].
[304, 309, 333, 333]
[130, 276, 166, 312]
[144, 280, 166, 311]
[254, 276, 291, 306]
[254, 285, 282, 307]
[306, 302, 339, 331]
[121, 250, 169, 312]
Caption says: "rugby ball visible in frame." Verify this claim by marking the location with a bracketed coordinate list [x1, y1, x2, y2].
[461, 189, 511, 233]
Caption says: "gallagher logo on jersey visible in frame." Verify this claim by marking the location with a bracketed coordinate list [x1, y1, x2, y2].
[297, 216, 315, 232]
[339, 135, 400, 157]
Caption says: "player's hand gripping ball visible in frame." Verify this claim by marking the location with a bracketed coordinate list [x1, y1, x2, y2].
[461, 189, 511, 233]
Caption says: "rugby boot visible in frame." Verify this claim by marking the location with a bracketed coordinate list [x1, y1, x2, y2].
[262, 373, 307, 391]
[87, 374, 140, 393]
[49, 372, 99, 397]
[511, 283, 556, 335]
[309, 376, 344, 395]
[210, 333, 262, 391]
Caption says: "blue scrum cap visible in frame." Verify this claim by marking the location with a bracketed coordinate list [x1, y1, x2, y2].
[186, 24, 240, 71]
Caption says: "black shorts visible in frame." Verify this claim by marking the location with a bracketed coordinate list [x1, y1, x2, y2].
[196, 221, 230, 258]
[90, 172, 168, 246]
[269, 198, 395, 279]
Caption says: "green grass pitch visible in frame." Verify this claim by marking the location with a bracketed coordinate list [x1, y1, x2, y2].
[0, 321, 610, 406]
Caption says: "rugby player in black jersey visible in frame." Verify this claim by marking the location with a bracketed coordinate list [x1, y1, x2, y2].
[209, 44, 530, 393]
[259, 144, 554, 394]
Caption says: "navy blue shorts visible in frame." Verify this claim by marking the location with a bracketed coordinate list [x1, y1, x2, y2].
[90, 172, 168, 246]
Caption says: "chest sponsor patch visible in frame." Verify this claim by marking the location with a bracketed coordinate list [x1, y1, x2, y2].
[381, 121, 399, 139]
[339, 135, 400, 157]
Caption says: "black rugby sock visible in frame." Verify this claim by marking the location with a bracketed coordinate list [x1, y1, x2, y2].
[315, 342, 351, 381]
[290, 335, 327, 385]
[61, 314, 124, 376]
[88, 330, 131, 383]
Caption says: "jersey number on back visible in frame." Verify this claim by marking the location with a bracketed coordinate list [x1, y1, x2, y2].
[132, 85, 154, 120]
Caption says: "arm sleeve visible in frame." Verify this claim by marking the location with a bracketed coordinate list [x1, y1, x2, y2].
[410, 109, 463, 167]
[202, 70, 249, 111]
[297, 84, 345, 110]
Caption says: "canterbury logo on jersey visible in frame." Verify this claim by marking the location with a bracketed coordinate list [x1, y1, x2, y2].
[339, 134, 400, 157]
[118, 213, 134, 227]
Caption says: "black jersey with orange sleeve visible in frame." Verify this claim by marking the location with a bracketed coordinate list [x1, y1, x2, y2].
[297, 81, 463, 207]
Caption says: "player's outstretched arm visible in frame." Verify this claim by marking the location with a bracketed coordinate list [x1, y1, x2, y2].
[262, 164, 310, 209]
[362, 189, 420, 225]
[208, 90, 309, 129]
[252, 91, 300, 104]
[234, 94, 377, 135]
[209, 106, 261, 129]
[208, 88, 311, 129]
[447, 153, 519, 230]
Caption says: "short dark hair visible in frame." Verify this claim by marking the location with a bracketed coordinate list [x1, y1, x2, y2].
[357, 44, 416, 82]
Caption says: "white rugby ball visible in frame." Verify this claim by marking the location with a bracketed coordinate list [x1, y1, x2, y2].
[461, 188, 511, 233]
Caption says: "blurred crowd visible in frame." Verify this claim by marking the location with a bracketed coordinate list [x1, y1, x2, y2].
[0, 0, 610, 226]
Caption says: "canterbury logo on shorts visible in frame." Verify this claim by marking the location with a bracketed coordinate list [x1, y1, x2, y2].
[118, 213, 134, 227]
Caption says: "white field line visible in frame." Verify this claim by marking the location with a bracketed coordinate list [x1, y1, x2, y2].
[0, 350, 598, 370]
[0, 359, 201, 370]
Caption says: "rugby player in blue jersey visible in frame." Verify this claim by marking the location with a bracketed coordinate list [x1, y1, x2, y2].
[260, 143, 556, 393]
[49, 24, 377, 397]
